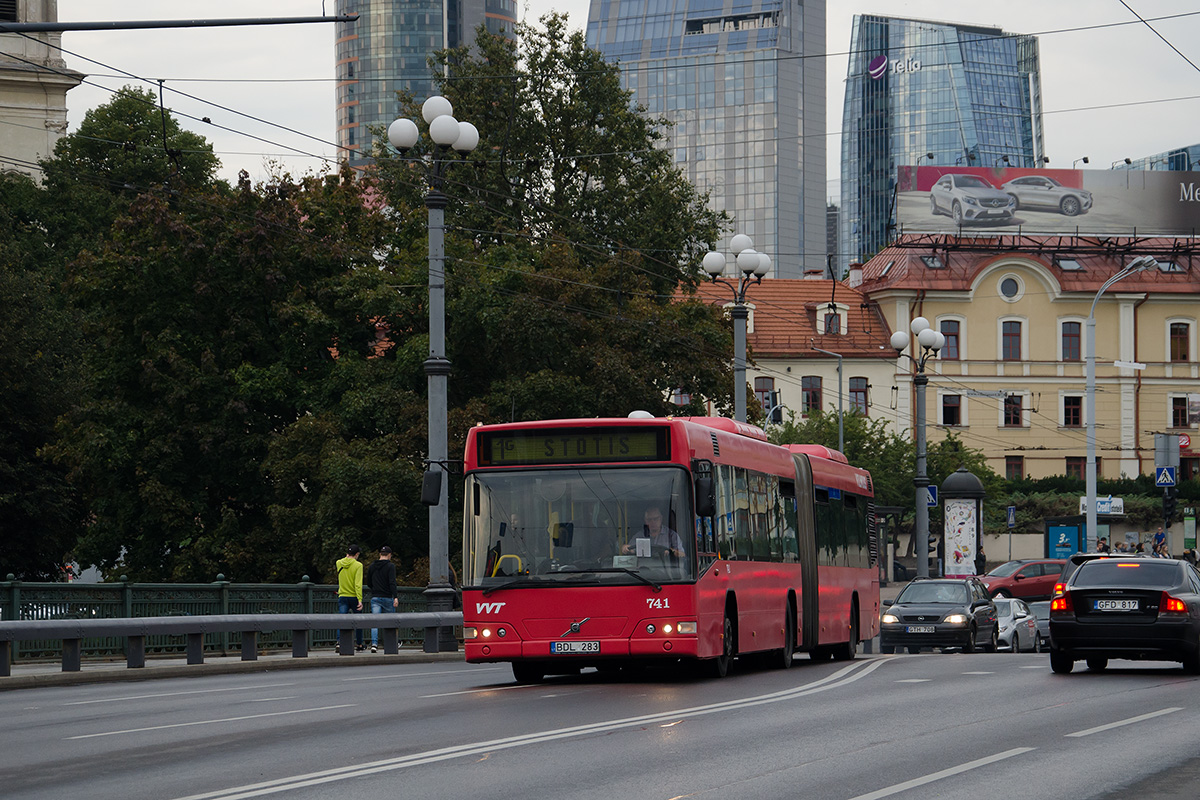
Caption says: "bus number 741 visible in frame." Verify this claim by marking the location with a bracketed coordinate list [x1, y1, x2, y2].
[646, 598, 671, 609]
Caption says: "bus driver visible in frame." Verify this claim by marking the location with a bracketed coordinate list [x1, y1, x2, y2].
[622, 506, 685, 558]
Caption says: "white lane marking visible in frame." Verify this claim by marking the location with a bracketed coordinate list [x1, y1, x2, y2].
[1019, 665, 1045, 669]
[1065, 707, 1183, 738]
[246, 697, 298, 703]
[962, 671, 994, 675]
[64, 705, 356, 740]
[894, 678, 931, 683]
[63, 683, 297, 706]
[422, 683, 539, 698]
[848, 747, 1036, 800]
[170, 659, 889, 800]
[343, 667, 501, 682]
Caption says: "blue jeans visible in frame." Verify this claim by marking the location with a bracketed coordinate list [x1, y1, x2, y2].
[370, 596, 395, 645]
[337, 596, 363, 646]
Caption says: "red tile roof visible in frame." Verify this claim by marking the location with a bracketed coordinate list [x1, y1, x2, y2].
[686, 278, 896, 358]
[859, 234, 1200, 293]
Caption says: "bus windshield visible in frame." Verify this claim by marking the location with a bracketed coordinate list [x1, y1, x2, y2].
[464, 467, 694, 587]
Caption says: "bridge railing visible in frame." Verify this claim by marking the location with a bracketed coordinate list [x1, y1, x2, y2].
[0, 575, 443, 662]
[0, 612, 464, 676]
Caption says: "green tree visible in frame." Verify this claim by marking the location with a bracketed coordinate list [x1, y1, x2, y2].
[372, 13, 735, 428]
[47, 168, 418, 581]
[0, 174, 85, 578]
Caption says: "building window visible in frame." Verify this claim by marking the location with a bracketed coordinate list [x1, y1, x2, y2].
[940, 320, 960, 360]
[1063, 396, 1083, 427]
[0, 1, 15, 23]
[754, 377, 774, 413]
[1004, 395, 1023, 427]
[1006, 456, 1024, 480]
[1002, 321, 1022, 361]
[1061, 321, 1081, 361]
[850, 377, 868, 414]
[1170, 322, 1190, 362]
[824, 313, 840, 334]
[942, 395, 961, 426]
[802, 376, 822, 415]
[1172, 396, 1190, 428]
[1065, 457, 1085, 480]
[671, 388, 691, 406]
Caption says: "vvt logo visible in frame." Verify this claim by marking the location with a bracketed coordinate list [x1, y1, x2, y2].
[868, 55, 888, 80]
[476, 602, 506, 614]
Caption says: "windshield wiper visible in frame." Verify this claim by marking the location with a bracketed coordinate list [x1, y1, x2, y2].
[575, 568, 662, 592]
[482, 577, 548, 596]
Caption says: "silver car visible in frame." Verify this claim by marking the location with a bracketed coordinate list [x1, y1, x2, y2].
[929, 174, 1016, 225]
[1029, 600, 1051, 651]
[995, 597, 1040, 652]
[1000, 175, 1092, 217]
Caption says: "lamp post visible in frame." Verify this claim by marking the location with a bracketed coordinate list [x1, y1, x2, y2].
[890, 317, 945, 578]
[1073, 157, 1090, 168]
[994, 155, 1010, 167]
[388, 96, 479, 653]
[703, 234, 771, 422]
[1085, 255, 1157, 550]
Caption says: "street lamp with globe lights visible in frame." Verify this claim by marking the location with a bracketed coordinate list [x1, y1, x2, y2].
[703, 234, 771, 422]
[890, 317, 945, 578]
[388, 96, 479, 653]
[1085, 255, 1157, 549]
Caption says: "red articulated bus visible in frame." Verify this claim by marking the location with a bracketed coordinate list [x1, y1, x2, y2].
[460, 414, 880, 683]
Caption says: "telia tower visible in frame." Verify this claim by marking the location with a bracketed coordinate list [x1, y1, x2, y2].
[839, 15, 1043, 275]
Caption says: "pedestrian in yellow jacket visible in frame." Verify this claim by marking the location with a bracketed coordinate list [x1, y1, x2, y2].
[336, 545, 364, 651]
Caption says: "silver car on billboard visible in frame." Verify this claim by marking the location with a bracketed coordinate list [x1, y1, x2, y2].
[1001, 175, 1093, 217]
[929, 174, 1016, 225]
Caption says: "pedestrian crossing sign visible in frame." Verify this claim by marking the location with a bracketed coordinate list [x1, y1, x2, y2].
[1156, 466, 1177, 487]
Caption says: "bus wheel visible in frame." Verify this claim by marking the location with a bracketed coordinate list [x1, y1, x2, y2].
[775, 606, 795, 669]
[707, 613, 735, 678]
[512, 661, 545, 684]
[833, 607, 858, 661]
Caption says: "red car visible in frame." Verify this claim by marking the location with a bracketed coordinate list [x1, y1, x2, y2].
[980, 559, 1066, 601]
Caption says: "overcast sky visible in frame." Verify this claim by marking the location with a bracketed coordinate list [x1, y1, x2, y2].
[58, 1, 1200, 193]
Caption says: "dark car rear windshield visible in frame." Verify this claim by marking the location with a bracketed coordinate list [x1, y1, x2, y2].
[1071, 561, 1181, 588]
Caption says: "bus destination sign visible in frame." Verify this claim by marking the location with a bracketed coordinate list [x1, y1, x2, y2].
[479, 427, 668, 466]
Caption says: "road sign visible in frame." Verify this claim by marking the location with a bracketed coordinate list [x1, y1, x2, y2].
[1156, 466, 1177, 487]
[926, 486, 938, 507]
[1007, 506, 1016, 528]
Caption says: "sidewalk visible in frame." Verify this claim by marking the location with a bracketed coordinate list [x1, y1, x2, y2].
[0, 647, 466, 691]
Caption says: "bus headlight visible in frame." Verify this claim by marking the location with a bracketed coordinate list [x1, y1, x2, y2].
[677, 621, 697, 635]
[463, 627, 478, 639]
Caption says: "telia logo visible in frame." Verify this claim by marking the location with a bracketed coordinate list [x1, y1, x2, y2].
[868, 55, 922, 79]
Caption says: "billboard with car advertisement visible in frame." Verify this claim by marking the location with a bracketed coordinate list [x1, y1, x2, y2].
[896, 166, 1200, 236]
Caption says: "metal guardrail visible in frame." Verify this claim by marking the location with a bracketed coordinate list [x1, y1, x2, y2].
[0, 577, 439, 659]
[0, 612, 464, 677]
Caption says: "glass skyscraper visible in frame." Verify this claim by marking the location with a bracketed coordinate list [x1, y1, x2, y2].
[839, 15, 1043, 274]
[335, 0, 517, 163]
[587, 0, 826, 279]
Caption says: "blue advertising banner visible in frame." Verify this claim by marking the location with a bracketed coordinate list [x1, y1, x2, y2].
[1050, 524, 1081, 559]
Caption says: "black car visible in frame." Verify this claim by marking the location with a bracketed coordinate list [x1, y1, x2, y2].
[880, 578, 999, 654]
[1049, 556, 1200, 674]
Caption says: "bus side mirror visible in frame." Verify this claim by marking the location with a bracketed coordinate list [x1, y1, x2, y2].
[421, 470, 442, 506]
[694, 476, 715, 517]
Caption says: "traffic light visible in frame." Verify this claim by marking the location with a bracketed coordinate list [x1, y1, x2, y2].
[1163, 487, 1178, 524]
[769, 390, 783, 424]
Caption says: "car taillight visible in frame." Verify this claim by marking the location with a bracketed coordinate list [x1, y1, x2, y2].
[1053, 582, 1066, 597]
[1051, 592, 1074, 614]
[1161, 592, 1188, 615]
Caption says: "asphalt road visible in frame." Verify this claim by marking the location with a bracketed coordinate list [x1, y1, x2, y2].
[3, 651, 1199, 799]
